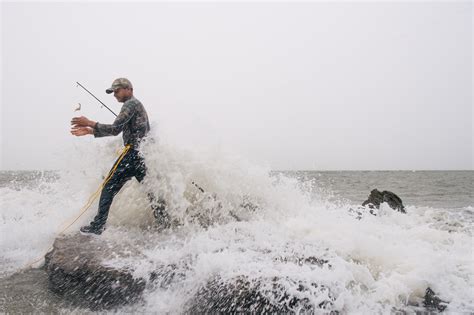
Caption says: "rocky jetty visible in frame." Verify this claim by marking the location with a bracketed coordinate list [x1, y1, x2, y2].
[43, 234, 450, 313]
[44, 233, 147, 310]
[362, 189, 406, 213]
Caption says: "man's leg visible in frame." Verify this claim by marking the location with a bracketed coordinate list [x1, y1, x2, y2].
[91, 172, 132, 230]
[84, 154, 134, 233]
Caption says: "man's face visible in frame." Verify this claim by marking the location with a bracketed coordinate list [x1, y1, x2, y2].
[113, 87, 131, 102]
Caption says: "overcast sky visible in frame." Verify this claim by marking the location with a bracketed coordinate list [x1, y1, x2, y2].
[1, 1, 472, 170]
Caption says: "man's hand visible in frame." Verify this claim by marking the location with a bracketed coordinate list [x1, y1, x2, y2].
[71, 116, 96, 128]
[71, 126, 94, 136]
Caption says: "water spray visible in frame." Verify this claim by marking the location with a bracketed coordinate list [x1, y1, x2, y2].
[75, 82, 208, 195]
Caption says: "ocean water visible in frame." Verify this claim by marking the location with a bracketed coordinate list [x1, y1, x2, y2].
[0, 140, 472, 313]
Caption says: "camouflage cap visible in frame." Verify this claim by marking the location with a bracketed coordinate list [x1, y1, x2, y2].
[106, 78, 133, 94]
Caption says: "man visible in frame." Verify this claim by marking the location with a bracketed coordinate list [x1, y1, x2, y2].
[71, 78, 168, 235]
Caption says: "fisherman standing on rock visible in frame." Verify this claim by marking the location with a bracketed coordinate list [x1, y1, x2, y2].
[71, 78, 169, 235]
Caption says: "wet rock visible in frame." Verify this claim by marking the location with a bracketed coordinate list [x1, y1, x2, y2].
[149, 263, 187, 289]
[186, 275, 337, 313]
[424, 287, 448, 312]
[0, 269, 68, 313]
[274, 255, 331, 269]
[362, 189, 406, 213]
[44, 233, 147, 310]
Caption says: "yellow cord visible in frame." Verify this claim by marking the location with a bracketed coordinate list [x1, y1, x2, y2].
[57, 144, 132, 234]
[26, 145, 132, 268]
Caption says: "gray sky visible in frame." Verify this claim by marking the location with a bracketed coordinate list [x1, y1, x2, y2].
[1, 1, 472, 170]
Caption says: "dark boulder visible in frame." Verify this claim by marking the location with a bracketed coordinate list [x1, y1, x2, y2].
[362, 189, 406, 213]
[44, 233, 147, 310]
[186, 275, 337, 313]
[424, 287, 448, 312]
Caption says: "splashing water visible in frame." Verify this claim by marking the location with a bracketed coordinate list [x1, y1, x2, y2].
[0, 133, 472, 313]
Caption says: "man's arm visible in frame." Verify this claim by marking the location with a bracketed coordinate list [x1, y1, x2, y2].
[93, 102, 136, 137]
[70, 102, 136, 138]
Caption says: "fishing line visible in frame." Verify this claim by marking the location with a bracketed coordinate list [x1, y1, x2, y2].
[23, 145, 131, 269]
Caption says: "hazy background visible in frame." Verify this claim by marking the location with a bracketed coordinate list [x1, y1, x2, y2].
[1, 1, 472, 171]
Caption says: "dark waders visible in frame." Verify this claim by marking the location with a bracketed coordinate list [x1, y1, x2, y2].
[89, 148, 167, 231]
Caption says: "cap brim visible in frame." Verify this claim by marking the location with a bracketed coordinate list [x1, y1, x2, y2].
[106, 88, 114, 94]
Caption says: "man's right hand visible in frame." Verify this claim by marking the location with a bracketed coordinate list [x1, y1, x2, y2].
[71, 126, 93, 136]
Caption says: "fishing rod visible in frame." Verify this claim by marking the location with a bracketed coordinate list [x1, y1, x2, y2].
[76, 81, 117, 117]
[191, 181, 205, 193]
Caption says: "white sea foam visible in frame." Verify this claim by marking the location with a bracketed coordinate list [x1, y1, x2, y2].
[0, 133, 472, 313]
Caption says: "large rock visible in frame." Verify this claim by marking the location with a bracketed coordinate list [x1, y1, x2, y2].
[186, 275, 336, 314]
[186, 254, 335, 313]
[362, 189, 406, 213]
[44, 233, 147, 310]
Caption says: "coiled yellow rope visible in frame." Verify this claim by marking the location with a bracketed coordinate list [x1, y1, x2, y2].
[26, 144, 132, 268]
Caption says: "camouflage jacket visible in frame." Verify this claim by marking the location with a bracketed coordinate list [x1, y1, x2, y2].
[93, 96, 150, 147]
